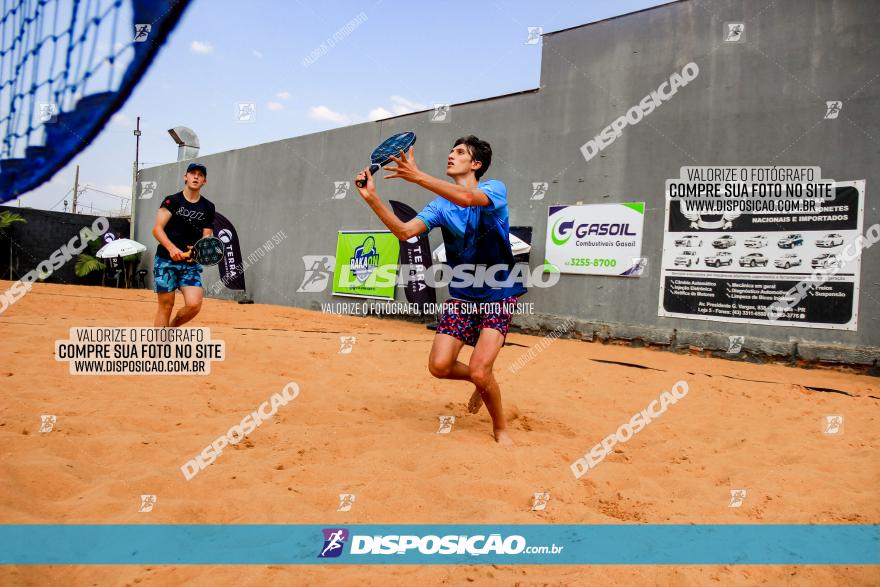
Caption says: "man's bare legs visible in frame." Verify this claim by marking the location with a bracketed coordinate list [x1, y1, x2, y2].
[428, 334, 467, 378]
[468, 328, 512, 446]
[155, 287, 203, 327]
[427, 331, 512, 445]
[170, 286, 203, 327]
[428, 335, 485, 413]
[154, 292, 175, 327]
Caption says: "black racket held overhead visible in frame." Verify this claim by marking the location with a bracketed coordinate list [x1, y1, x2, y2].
[182, 236, 225, 266]
[355, 131, 417, 188]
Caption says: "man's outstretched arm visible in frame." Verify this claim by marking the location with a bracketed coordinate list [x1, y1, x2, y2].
[384, 148, 490, 208]
[355, 166, 427, 241]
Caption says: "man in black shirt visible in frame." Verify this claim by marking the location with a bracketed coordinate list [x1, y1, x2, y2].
[151, 162, 216, 327]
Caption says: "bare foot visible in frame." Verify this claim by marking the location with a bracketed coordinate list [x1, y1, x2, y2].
[494, 429, 514, 446]
[467, 388, 483, 414]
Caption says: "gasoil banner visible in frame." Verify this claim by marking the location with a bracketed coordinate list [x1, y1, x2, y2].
[544, 203, 646, 276]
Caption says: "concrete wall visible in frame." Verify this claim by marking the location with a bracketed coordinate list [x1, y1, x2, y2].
[134, 0, 880, 365]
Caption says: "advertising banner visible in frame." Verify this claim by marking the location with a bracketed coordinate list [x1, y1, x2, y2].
[658, 180, 867, 330]
[213, 212, 246, 291]
[389, 200, 435, 310]
[101, 231, 122, 272]
[332, 230, 400, 300]
[544, 203, 646, 276]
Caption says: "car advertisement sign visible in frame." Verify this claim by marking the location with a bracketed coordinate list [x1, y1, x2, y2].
[658, 181, 867, 330]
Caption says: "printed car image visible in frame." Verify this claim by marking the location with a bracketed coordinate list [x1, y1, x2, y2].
[674, 250, 700, 267]
[711, 235, 736, 249]
[739, 253, 769, 267]
[674, 234, 703, 247]
[812, 254, 842, 269]
[778, 233, 804, 248]
[744, 235, 767, 248]
[774, 254, 802, 269]
[816, 233, 845, 247]
[705, 251, 733, 267]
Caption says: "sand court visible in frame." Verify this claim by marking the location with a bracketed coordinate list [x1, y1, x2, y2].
[0, 281, 877, 584]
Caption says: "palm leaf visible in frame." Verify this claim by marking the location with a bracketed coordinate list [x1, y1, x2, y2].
[74, 253, 106, 278]
[0, 211, 26, 235]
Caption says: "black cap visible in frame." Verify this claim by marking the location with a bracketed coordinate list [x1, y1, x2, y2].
[186, 162, 207, 176]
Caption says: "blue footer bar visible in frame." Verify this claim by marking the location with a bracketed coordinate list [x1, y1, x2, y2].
[1, 524, 877, 565]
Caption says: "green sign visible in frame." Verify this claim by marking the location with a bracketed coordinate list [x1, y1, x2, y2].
[332, 230, 400, 299]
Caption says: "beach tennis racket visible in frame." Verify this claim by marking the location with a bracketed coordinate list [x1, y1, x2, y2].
[355, 131, 417, 188]
[181, 236, 224, 266]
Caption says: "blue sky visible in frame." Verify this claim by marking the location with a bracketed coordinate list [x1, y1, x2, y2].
[12, 0, 672, 214]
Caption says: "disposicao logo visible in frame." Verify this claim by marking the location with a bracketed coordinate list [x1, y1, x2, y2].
[318, 528, 349, 558]
[315, 529, 566, 558]
[349, 533, 529, 556]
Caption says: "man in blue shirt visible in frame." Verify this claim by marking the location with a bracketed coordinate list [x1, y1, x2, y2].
[355, 136, 526, 446]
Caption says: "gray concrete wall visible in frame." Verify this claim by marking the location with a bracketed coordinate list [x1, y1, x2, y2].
[134, 0, 880, 365]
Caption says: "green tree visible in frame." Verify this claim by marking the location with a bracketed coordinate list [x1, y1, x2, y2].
[74, 237, 142, 284]
[0, 211, 26, 279]
[0, 210, 26, 235]
[74, 253, 105, 278]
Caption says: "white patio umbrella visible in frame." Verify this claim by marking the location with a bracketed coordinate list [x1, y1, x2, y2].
[432, 233, 531, 263]
[96, 238, 146, 258]
[96, 238, 147, 288]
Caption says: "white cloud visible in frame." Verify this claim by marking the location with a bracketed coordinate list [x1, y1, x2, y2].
[190, 41, 214, 54]
[367, 95, 427, 120]
[390, 95, 426, 114]
[276, 91, 291, 100]
[267, 101, 284, 111]
[308, 105, 351, 125]
[309, 95, 427, 126]
[368, 107, 394, 121]
[110, 113, 131, 126]
[252, 49, 263, 58]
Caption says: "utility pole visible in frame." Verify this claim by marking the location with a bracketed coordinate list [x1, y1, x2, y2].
[71, 165, 80, 214]
[130, 116, 141, 238]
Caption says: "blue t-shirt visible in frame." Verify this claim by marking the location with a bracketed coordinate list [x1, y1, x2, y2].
[416, 179, 527, 302]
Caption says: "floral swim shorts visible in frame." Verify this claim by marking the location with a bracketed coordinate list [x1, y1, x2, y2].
[436, 296, 518, 347]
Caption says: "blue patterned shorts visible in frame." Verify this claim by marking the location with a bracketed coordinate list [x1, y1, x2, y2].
[437, 296, 518, 347]
[153, 255, 203, 293]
